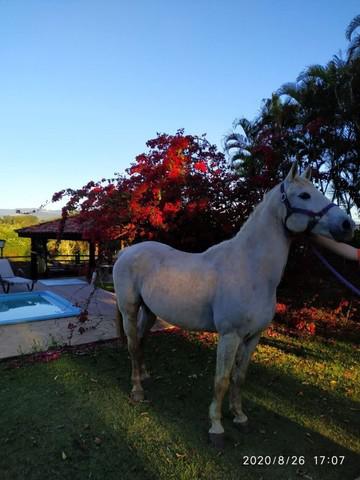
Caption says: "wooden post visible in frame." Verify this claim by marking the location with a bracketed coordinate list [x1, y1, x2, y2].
[88, 241, 96, 279]
[30, 238, 38, 280]
[42, 238, 48, 277]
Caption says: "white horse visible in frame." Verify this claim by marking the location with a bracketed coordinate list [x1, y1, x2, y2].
[113, 162, 354, 448]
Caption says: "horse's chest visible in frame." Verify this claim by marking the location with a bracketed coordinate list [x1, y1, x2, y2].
[214, 282, 276, 335]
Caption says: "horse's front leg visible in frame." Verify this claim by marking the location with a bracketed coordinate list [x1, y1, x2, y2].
[209, 332, 241, 448]
[229, 333, 261, 429]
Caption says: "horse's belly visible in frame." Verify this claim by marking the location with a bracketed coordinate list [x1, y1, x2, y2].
[152, 302, 215, 332]
[140, 268, 216, 331]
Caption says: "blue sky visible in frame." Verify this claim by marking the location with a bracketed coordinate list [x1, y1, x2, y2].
[0, 0, 358, 210]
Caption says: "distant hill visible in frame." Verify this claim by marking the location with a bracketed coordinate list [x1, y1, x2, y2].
[0, 209, 61, 221]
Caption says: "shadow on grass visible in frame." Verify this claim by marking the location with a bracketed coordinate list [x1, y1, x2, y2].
[1, 330, 359, 480]
[261, 334, 360, 364]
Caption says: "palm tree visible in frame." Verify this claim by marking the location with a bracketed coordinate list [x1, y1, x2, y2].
[225, 14, 360, 216]
[225, 118, 257, 165]
[286, 59, 360, 213]
[346, 14, 360, 61]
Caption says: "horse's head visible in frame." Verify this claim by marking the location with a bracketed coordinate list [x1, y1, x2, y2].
[280, 162, 354, 241]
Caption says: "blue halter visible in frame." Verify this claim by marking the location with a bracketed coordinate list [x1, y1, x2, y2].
[280, 183, 336, 235]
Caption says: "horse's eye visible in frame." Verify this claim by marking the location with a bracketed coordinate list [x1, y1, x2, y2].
[299, 192, 311, 200]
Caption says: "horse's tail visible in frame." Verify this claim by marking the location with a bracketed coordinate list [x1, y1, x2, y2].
[115, 303, 127, 346]
[114, 247, 127, 346]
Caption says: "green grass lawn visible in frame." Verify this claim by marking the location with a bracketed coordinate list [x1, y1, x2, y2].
[0, 329, 359, 480]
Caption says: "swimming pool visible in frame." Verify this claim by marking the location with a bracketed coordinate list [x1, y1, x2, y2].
[0, 291, 81, 325]
[0, 289, 117, 360]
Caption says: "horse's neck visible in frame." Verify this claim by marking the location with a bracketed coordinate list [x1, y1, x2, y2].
[216, 186, 291, 287]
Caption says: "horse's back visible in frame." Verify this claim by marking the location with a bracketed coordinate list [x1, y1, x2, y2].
[114, 241, 175, 276]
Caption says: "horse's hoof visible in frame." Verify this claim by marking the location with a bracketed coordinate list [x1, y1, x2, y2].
[233, 420, 250, 434]
[208, 433, 225, 450]
[131, 390, 144, 402]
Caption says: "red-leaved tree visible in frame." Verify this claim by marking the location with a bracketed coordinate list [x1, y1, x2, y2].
[124, 130, 250, 251]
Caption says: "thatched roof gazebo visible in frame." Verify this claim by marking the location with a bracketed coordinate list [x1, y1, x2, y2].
[16, 216, 97, 279]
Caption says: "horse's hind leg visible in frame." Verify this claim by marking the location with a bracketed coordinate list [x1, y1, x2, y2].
[137, 304, 156, 381]
[229, 333, 260, 429]
[209, 332, 241, 448]
[121, 302, 145, 402]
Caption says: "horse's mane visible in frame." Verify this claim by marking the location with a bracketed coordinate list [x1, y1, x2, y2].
[236, 189, 272, 236]
[238, 176, 312, 235]
[204, 185, 278, 256]
[205, 176, 313, 255]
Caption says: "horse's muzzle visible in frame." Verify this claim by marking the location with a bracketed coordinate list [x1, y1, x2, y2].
[330, 217, 355, 242]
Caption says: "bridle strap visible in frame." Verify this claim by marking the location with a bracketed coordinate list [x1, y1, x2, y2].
[280, 183, 336, 234]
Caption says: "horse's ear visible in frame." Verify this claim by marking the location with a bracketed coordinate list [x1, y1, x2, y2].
[302, 165, 312, 181]
[285, 161, 298, 182]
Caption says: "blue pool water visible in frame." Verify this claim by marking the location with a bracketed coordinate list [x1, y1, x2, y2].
[0, 291, 81, 325]
[39, 278, 87, 287]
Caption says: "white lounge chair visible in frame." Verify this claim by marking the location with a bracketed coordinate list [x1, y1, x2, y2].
[0, 259, 35, 293]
